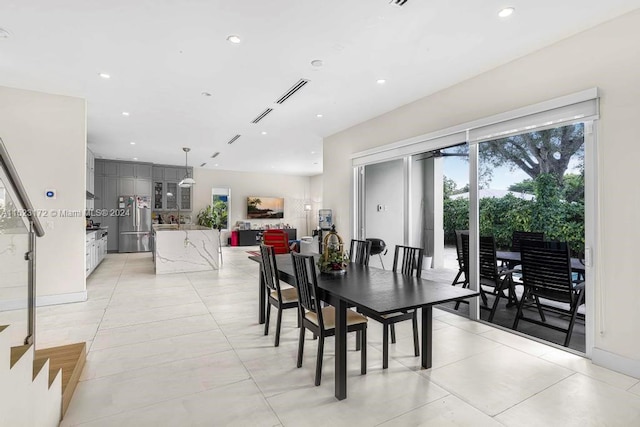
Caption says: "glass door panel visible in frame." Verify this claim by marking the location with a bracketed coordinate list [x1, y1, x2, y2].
[166, 182, 177, 210]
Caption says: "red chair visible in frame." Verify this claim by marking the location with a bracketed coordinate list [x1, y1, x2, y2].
[262, 230, 290, 254]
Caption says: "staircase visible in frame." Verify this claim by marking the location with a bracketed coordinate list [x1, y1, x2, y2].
[0, 324, 86, 426]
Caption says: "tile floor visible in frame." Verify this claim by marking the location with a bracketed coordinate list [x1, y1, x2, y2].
[30, 248, 640, 426]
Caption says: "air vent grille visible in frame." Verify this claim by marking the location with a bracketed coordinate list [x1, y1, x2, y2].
[389, 0, 408, 6]
[200, 162, 207, 167]
[275, 79, 309, 104]
[211, 151, 221, 158]
[226, 135, 241, 145]
[251, 108, 273, 124]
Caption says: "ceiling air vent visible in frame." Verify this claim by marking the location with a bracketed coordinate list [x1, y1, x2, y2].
[200, 162, 207, 167]
[211, 151, 220, 158]
[251, 108, 273, 124]
[389, 0, 408, 6]
[275, 79, 309, 104]
[226, 135, 241, 145]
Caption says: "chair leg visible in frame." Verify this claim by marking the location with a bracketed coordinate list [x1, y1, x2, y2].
[382, 324, 389, 369]
[412, 312, 419, 357]
[451, 270, 462, 286]
[297, 326, 305, 368]
[390, 323, 396, 344]
[512, 292, 526, 330]
[534, 296, 546, 322]
[355, 331, 361, 351]
[488, 289, 502, 322]
[274, 307, 283, 347]
[315, 335, 324, 386]
[564, 291, 585, 347]
[361, 326, 367, 375]
[264, 302, 271, 336]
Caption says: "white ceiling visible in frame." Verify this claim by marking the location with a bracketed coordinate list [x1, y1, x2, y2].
[1, 1, 639, 176]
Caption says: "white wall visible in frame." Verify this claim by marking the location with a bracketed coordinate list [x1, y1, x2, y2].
[324, 10, 640, 376]
[0, 86, 86, 303]
[192, 168, 314, 242]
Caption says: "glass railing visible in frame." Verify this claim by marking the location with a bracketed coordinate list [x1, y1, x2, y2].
[0, 137, 44, 347]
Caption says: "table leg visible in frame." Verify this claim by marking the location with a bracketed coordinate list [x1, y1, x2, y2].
[421, 306, 433, 369]
[258, 268, 266, 324]
[335, 299, 347, 400]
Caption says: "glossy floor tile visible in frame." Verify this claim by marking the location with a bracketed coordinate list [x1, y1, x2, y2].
[30, 248, 638, 426]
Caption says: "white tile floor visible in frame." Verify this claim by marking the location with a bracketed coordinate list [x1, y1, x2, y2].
[29, 247, 638, 426]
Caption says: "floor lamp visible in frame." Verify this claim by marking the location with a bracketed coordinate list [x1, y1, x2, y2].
[304, 203, 312, 236]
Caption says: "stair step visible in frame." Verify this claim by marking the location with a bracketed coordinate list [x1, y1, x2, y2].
[10, 344, 31, 368]
[35, 342, 86, 417]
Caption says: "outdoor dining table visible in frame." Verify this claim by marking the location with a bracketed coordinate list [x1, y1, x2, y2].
[250, 253, 479, 400]
[496, 250, 586, 273]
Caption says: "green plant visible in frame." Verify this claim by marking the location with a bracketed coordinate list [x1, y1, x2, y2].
[318, 248, 348, 272]
[196, 205, 216, 228]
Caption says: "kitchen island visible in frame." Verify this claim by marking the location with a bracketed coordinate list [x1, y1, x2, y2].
[153, 224, 220, 274]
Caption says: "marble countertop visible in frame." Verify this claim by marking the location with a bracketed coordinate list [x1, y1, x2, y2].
[152, 224, 212, 231]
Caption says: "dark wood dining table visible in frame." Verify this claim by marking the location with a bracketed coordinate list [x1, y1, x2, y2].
[496, 250, 586, 273]
[251, 254, 479, 400]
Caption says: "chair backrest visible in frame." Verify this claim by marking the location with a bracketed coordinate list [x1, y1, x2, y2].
[520, 241, 575, 303]
[511, 231, 544, 252]
[478, 236, 500, 283]
[454, 230, 469, 270]
[291, 252, 324, 326]
[263, 230, 290, 254]
[259, 244, 282, 297]
[349, 239, 372, 266]
[392, 245, 424, 278]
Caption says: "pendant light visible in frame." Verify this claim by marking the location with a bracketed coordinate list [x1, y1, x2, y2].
[179, 147, 196, 188]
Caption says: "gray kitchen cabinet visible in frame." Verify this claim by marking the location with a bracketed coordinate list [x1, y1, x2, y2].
[180, 185, 191, 210]
[94, 160, 104, 176]
[153, 166, 164, 180]
[135, 178, 152, 196]
[165, 182, 178, 210]
[119, 177, 135, 196]
[164, 167, 181, 181]
[93, 175, 104, 211]
[104, 161, 118, 176]
[105, 177, 119, 251]
[135, 164, 153, 179]
[118, 162, 135, 178]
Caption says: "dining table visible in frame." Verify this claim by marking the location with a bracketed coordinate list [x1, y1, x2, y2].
[250, 253, 479, 400]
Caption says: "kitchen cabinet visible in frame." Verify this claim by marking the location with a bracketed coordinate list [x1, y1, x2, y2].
[86, 149, 95, 211]
[118, 163, 135, 178]
[104, 161, 118, 176]
[152, 166, 192, 211]
[135, 164, 152, 179]
[119, 177, 135, 196]
[86, 230, 108, 277]
[135, 178, 152, 196]
[164, 167, 181, 181]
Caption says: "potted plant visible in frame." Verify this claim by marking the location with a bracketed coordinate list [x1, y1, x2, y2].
[318, 225, 348, 275]
[197, 199, 229, 230]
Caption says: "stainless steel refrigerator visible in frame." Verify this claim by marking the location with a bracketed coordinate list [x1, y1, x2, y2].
[118, 195, 152, 252]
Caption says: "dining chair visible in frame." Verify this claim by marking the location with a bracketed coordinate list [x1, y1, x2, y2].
[291, 252, 367, 386]
[262, 229, 290, 254]
[260, 244, 299, 347]
[513, 241, 584, 347]
[508, 231, 544, 269]
[349, 239, 372, 266]
[359, 245, 423, 369]
[451, 230, 469, 287]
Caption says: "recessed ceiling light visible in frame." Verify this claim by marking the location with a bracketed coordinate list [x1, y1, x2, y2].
[0, 28, 11, 39]
[311, 151, 316, 154]
[133, 157, 138, 161]
[261, 131, 267, 135]
[130, 142, 136, 145]
[316, 114, 323, 118]
[214, 163, 219, 167]
[498, 7, 515, 18]
[311, 59, 323, 67]
[99, 73, 111, 79]
[376, 79, 386, 84]
[226, 35, 241, 44]
[122, 112, 130, 116]
[201, 92, 212, 97]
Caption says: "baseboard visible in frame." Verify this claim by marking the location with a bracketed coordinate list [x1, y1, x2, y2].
[0, 291, 88, 311]
[592, 347, 640, 379]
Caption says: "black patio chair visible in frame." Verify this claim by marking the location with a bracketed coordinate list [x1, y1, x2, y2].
[451, 230, 469, 287]
[513, 241, 585, 347]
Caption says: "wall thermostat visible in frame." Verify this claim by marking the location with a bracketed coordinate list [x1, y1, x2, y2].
[45, 189, 56, 199]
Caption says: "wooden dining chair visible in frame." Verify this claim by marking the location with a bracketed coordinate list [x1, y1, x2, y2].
[513, 241, 584, 347]
[291, 252, 367, 386]
[260, 244, 298, 347]
[349, 239, 372, 266]
[359, 245, 422, 369]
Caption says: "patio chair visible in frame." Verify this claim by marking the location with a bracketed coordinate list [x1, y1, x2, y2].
[459, 234, 518, 321]
[260, 244, 299, 347]
[291, 252, 367, 386]
[513, 241, 585, 347]
[451, 230, 469, 287]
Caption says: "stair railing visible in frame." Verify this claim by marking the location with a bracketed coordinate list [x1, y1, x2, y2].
[0, 137, 44, 346]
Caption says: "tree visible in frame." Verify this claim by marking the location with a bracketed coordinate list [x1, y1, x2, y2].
[480, 123, 584, 185]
